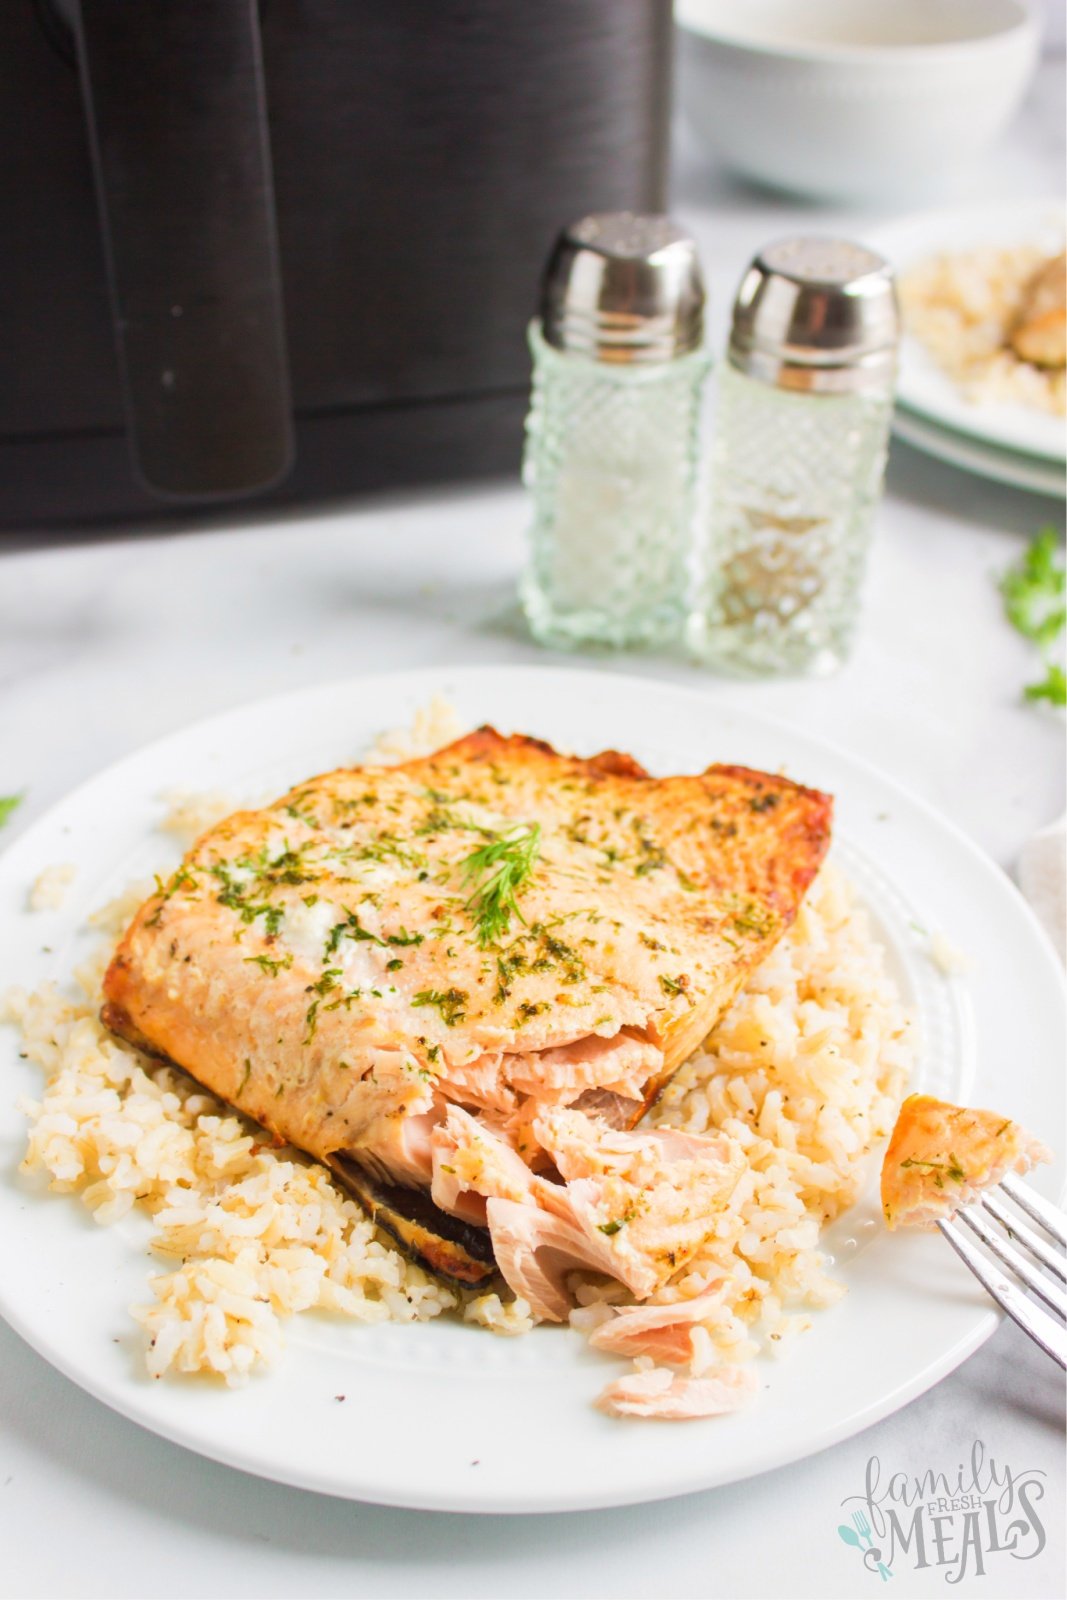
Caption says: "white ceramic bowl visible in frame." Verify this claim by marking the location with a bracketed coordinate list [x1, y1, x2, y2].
[676, 0, 1041, 202]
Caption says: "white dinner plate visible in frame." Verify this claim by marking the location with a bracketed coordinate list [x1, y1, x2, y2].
[869, 198, 1066, 464]
[892, 404, 1067, 497]
[0, 665, 1062, 1513]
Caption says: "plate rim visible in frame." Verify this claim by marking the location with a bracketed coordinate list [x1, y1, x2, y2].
[891, 403, 1067, 495]
[0, 661, 1062, 1513]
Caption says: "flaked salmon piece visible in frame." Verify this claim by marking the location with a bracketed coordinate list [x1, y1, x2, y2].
[348, 1105, 440, 1189]
[430, 1109, 733, 1317]
[595, 1364, 758, 1420]
[492, 1085, 688, 1169]
[475, 1109, 744, 1315]
[484, 1194, 635, 1321]
[881, 1093, 1051, 1229]
[641, 1127, 737, 1163]
[505, 1032, 663, 1103]
[430, 1105, 536, 1224]
[543, 1172, 732, 1304]
[586, 1288, 728, 1364]
[102, 726, 830, 1282]
[436, 1031, 662, 1117]
[533, 1107, 738, 1180]
[435, 1055, 518, 1115]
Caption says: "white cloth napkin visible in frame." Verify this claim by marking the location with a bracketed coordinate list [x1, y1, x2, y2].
[1017, 813, 1066, 964]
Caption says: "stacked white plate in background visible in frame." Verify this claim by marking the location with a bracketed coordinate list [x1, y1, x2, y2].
[871, 200, 1067, 497]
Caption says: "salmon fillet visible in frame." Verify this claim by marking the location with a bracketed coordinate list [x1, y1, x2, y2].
[103, 727, 831, 1297]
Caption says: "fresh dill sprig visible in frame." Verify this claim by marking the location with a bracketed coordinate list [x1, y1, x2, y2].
[458, 822, 542, 947]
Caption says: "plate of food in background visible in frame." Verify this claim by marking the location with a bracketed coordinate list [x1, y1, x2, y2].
[0, 666, 1061, 1511]
[871, 198, 1066, 478]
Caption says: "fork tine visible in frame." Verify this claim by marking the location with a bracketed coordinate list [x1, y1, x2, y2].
[939, 1217, 1067, 1369]
[957, 1207, 1067, 1318]
[982, 1190, 1066, 1284]
[1000, 1173, 1067, 1247]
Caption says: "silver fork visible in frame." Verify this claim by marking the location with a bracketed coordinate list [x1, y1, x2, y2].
[937, 1173, 1066, 1368]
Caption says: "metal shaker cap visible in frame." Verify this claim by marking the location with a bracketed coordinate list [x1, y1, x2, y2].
[729, 237, 898, 393]
[540, 213, 706, 363]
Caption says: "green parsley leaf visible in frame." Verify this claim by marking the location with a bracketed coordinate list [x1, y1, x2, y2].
[0, 794, 23, 828]
[1000, 527, 1066, 646]
[1025, 662, 1067, 707]
[244, 952, 293, 977]
[1000, 529, 1067, 708]
[412, 987, 468, 1026]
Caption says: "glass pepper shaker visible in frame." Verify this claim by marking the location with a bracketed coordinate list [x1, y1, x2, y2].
[693, 238, 899, 677]
[520, 213, 710, 651]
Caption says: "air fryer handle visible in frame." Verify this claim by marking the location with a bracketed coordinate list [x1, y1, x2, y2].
[75, 0, 293, 500]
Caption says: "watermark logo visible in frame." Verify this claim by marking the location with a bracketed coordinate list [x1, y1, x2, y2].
[837, 1440, 1047, 1585]
[838, 1509, 894, 1581]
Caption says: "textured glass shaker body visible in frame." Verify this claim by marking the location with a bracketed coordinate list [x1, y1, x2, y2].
[518, 211, 709, 651]
[694, 237, 898, 677]
[697, 363, 894, 675]
[521, 324, 710, 649]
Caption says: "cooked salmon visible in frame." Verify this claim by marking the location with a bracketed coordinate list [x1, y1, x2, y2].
[587, 1287, 728, 1363]
[881, 1093, 1051, 1229]
[467, 1111, 746, 1319]
[595, 1364, 758, 1420]
[1011, 252, 1066, 369]
[103, 726, 831, 1307]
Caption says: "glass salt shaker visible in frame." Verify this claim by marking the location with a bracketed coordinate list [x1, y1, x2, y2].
[520, 213, 710, 650]
[694, 238, 899, 677]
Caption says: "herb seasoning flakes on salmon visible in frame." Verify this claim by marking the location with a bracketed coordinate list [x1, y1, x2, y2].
[881, 1093, 1051, 1229]
[102, 727, 832, 1305]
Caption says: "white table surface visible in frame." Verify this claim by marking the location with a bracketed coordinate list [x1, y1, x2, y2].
[1, 50, 1065, 1600]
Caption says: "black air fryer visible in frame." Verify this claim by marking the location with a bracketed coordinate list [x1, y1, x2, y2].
[1, 0, 672, 525]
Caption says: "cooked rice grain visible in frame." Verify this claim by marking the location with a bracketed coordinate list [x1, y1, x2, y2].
[365, 693, 465, 764]
[651, 863, 912, 1359]
[159, 789, 239, 845]
[28, 863, 76, 912]
[7, 981, 458, 1385]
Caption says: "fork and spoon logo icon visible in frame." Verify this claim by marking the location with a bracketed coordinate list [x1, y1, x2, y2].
[838, 1511, 893, 1581]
